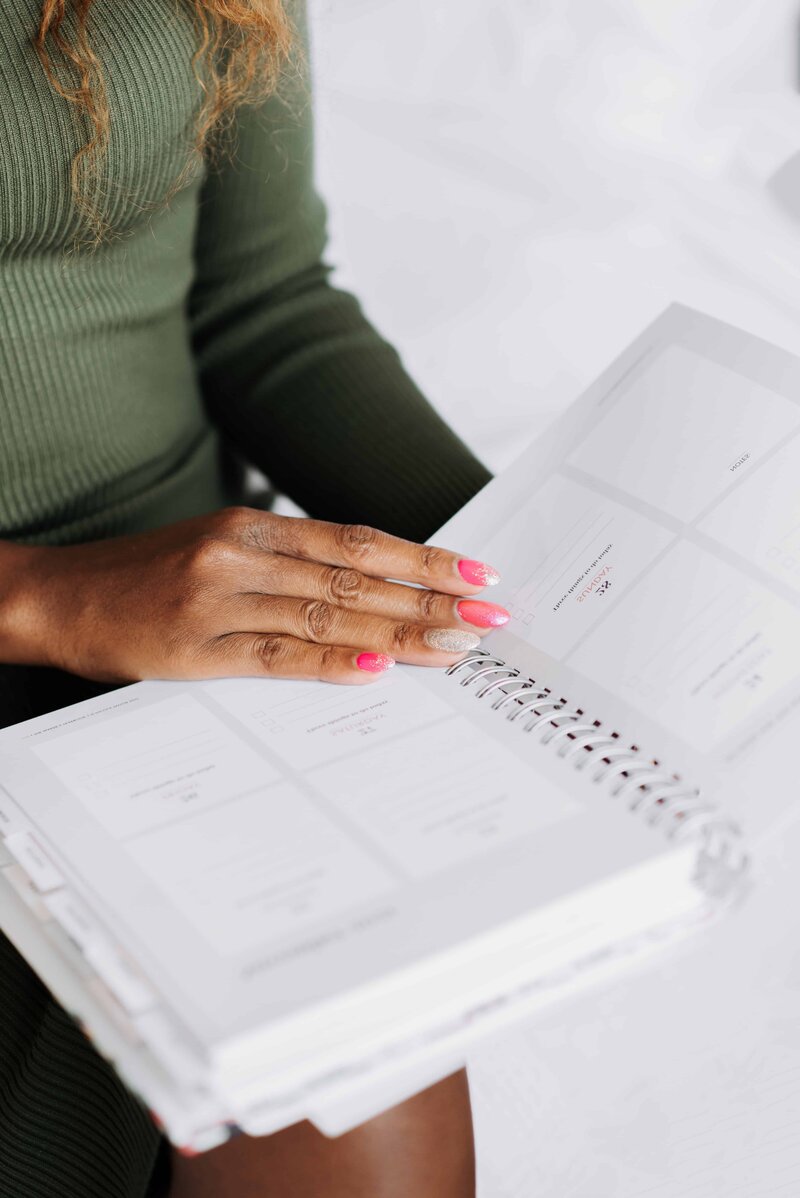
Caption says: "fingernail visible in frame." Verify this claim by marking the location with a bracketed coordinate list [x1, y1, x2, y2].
[357, 653, 396, 673]
[458, 559, 501, 587]
[457, 600, 511, 629]
[424, 629, 481, 652]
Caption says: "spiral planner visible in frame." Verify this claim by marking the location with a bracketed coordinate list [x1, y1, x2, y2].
[442, 645, 742, 892]
[6, 303, 800, 1152]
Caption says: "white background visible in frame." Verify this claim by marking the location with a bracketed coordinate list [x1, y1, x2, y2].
[306, 4, 800, 1195]
[309, 0, 800, 469]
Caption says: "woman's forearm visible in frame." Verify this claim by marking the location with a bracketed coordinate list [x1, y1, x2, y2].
[0, 540, 49, 666]
[189, 70, 491, 543]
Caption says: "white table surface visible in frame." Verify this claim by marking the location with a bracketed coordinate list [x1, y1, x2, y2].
[307, 4, 800, 1193]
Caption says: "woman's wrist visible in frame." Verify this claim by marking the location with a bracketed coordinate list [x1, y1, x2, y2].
[0, 541, 56, 668]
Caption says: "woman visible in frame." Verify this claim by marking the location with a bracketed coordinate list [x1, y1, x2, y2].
[0, 1, 510, 1195]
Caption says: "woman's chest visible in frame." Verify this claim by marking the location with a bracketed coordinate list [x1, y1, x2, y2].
[0, 0, 203, 251]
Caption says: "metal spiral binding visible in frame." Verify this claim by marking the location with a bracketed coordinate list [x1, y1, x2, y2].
[446, 650, 748, 897]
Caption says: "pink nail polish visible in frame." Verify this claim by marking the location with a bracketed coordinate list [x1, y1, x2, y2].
[457, 600, 511, 629]
[357, 653, 396, 673]
[458, 559, 501, 587]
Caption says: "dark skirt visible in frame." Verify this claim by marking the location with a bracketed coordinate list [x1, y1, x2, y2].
[0, 665, 171, 1198]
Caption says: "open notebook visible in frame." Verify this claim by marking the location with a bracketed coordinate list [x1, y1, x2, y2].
[5, 302, 791, 1151]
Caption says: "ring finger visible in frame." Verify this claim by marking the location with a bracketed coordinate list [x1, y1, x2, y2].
[231, 596, 491, 664]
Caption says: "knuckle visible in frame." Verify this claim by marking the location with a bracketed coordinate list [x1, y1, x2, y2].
[419, 545, 449, 575]
[391, 621, 418, 653]
[318, 645, 340, 676]
[214, 506, 276, 551]
[415, 588, 441, 621]
[299, 600, 337, 641]
[335, 523, 379, 561]
[326, 567, 365, 605]
[253, 634, 285, 673]
[242, 511, 281, 552]
[184, 536, 230, 577]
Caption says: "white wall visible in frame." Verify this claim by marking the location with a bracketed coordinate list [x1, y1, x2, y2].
[309, 1, 800, 470]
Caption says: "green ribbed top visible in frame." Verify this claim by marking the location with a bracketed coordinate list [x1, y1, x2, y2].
[0, 0, 489, 547]
[0, 2, 490, 1194]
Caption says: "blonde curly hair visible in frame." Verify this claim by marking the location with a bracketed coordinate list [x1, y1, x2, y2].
[35, 0, 294, 241]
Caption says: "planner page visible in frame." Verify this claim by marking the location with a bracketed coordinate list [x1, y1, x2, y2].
[432, 304, 800, 839]
[0, 639, 682, 1053]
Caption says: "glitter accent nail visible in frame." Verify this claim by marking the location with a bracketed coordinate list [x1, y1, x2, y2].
[457, 559, 501, 587]
[357, 653, 396, 673]
[424, 629, 481, 653]
[457, 600, 511, 629]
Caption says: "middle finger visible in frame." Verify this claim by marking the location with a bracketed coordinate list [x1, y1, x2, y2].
[237, 553, 511, 632]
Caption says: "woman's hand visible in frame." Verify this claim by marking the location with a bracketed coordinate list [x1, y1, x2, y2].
[3, 508, 509, 685]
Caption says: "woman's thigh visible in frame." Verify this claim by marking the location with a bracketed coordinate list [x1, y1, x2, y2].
[0, 665, 167, 1198]
[168, 1069, 476, 1198]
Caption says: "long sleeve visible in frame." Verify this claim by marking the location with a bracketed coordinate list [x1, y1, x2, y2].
[188, 9, 490, 543]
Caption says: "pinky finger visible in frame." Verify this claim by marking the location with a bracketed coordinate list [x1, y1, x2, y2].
[213, 633, 396, 685]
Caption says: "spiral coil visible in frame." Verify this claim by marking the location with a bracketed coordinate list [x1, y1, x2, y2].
[446, 650, 747, 895]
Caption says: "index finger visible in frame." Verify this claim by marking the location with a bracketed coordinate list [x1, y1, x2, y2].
[249, 514, 501, 595]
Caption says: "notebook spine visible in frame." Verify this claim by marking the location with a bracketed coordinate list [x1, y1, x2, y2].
[447, 650, 748, 898]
